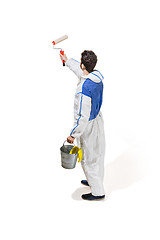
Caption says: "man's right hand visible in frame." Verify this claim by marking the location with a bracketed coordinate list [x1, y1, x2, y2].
[67, 136, 75, 144]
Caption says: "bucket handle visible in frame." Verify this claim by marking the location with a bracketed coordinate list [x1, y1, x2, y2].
[63, 140, 75, 146]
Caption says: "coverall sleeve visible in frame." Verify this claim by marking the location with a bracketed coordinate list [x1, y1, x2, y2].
[65, 58, 83, 79]
[70, 93, 91, 139]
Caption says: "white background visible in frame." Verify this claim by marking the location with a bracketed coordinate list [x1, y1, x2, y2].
[0, 0, 160, 239]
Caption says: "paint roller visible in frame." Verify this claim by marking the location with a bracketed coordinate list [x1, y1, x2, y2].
[52, 35, 68, 66]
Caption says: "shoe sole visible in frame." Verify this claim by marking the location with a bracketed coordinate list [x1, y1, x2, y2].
[81, 196, 105, 201]
[81, 182, 89, 186]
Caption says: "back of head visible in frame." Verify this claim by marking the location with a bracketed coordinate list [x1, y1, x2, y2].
[81, 50, 97, 73]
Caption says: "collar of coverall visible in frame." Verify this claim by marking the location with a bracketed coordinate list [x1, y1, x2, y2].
[82, 70, 104, 83]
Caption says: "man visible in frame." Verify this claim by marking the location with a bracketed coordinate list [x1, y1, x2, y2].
[60, 50, 105, 201]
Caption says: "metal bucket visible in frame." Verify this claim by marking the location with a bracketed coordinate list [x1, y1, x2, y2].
[60, 141, 78, 169]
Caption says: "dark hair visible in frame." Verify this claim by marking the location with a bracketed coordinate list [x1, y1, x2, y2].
[81, 50, 97, 73]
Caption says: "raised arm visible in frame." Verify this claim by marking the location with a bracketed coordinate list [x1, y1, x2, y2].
[60, 54, 83, 79]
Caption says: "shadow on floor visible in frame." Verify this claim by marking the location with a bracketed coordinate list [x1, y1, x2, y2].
[71, 187, 91, 201]
[72, 145, 149, 201]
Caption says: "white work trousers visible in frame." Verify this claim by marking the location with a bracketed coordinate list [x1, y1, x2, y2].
[77, 112, 105, 196]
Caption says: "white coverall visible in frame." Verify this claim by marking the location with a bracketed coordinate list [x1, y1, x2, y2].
[66, 58, 105, 196]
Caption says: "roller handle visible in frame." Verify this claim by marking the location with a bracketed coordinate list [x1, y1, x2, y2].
[60, 50, 65, 66]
